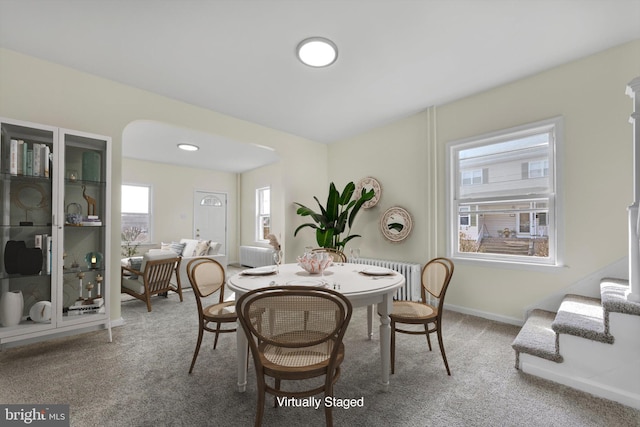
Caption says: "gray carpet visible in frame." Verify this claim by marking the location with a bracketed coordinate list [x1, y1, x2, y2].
[1, 289, 639, 427]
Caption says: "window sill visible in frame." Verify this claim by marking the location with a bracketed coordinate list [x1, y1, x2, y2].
[452, 255, 566, 272]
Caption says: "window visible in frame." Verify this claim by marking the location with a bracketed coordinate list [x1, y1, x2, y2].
[447, 117, 562, 266]
[528, 159, 549, 178]
[121, 184, 152, 244]
[256, 187, 270, 241]
[461, 169, 483, 186]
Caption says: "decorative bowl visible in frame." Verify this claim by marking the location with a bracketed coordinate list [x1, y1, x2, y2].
[297, 252, 332, 274]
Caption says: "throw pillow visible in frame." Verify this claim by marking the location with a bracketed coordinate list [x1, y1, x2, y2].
[209, 242, 222, 254]
[169, 241, 186, 256]
[160, 242, 172, 251]
[195, 240, 211, 256]
[128, 256, 143, 279]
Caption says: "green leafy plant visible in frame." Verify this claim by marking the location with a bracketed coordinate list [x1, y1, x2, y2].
[294, 182, 375, 251]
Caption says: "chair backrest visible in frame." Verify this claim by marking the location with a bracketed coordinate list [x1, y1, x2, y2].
[237, 286, 352, 366]
[186, 257, 226, 302]
[421, 257, 454, 304]
[142, 256, 181, 293]
[311, 248, 347, 263]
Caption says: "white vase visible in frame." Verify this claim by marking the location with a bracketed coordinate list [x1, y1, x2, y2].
[0, 290, 24, 327]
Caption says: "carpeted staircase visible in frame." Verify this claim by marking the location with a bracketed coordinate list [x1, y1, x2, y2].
[511, 278, 640, 409]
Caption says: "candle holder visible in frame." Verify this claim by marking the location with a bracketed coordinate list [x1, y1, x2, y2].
[85, 251, 103, 269]
[85, 282, 94, 304]
[95, 274, 103, 298]
[77, 271, 85, 301]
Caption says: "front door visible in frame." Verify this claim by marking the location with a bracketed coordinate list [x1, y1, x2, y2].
[193, 191, 227, 255]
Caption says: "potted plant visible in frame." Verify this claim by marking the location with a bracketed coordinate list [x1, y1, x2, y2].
[121, 226, 143, 258]
[294, 182, 374, 251]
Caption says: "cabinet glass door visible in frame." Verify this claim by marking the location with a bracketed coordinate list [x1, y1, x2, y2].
[0, 119, 57, 337]
[59, 131, 108, 324]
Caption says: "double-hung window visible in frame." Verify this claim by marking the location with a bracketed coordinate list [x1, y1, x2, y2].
[121, 184, 152, 245]
[447, 117, 563, 266]
[256, 187, 270, 242]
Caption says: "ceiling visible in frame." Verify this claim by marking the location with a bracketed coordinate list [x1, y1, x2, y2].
[1, 0, 639, 172]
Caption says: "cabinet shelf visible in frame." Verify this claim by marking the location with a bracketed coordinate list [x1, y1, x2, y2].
[0, 271, 51, 281]
[0, 173, 52, 183]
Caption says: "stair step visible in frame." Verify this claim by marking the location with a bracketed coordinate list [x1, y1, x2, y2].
[600, 278, 640, 316]
[551, 294, 614, 344]
[511, 309, 562, 363]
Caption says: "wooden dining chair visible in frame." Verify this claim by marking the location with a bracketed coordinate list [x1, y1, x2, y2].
[186, 257, 236, 374]
[389, 257, 454, 375]
[237, 286, 353, 427]
[121, 252, 182, 312]
[311, 248, 347, 263]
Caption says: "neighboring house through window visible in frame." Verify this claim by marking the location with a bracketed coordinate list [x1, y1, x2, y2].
[256, 186, 270, 242]
[121, 184, 152, 248]
[447, 117, 563, 266]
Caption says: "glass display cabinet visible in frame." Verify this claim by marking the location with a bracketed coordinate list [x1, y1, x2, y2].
[0, 117, 111, 348]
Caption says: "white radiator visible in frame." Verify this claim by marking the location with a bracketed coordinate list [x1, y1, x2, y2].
[239, 246, 275, 268]
[349, 257, 422, 301]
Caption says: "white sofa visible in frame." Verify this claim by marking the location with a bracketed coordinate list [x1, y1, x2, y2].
[146, 238, 227, 288]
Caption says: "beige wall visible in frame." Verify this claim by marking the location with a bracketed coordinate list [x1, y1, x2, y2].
[121, 157, 238, 256]
[330, 40, 640, 322]
[0, 47, 325, 322]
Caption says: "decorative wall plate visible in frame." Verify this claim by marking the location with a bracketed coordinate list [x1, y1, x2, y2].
[355, 177, 381, 209]
[380, 206, 413, 242]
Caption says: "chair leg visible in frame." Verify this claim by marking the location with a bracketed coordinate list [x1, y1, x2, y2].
[255, 384, 266, 427]
[436, 323, 451, 376]
[273, 379, 281, 407]
[424, 323, 433, 351]
[189, 324, 204, 374]
[324, 390, 334, 427]
[213, 322, 222, 349]
[390, 320, 396, 375]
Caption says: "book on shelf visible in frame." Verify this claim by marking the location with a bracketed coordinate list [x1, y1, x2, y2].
[26, 148, 33, 176]
[43, 144, 50, 178]
[16, 140, 24, 175]
[68, 298, 105, 315]
[9, 138, 18, 175]
[22, 141, 27, 175]
[81, 216, 102, 226]
[32, 143, 41, 176]
[7, 140, 51, 178]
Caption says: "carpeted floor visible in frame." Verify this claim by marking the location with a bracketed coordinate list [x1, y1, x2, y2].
[1, 287, 639, 427]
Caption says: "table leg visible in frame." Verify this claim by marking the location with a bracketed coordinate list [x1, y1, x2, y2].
[378, 294, 393, 392]
[236, 319, 248, 392]
[367, 304, 374, 339]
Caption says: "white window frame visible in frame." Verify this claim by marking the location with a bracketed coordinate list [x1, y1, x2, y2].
[446, 117, 564, 268]
[256, 186, 271, 242]
[121, 183, 153, 244]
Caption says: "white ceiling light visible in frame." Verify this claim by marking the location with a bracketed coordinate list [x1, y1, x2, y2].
[296, 37, 338, 68]
[177, 143, 199, 151]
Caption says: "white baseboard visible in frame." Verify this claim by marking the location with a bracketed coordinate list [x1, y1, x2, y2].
[444, 303, 523, 326]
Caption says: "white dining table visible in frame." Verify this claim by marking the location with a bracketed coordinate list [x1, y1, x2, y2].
[227, 262, 405, 392]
